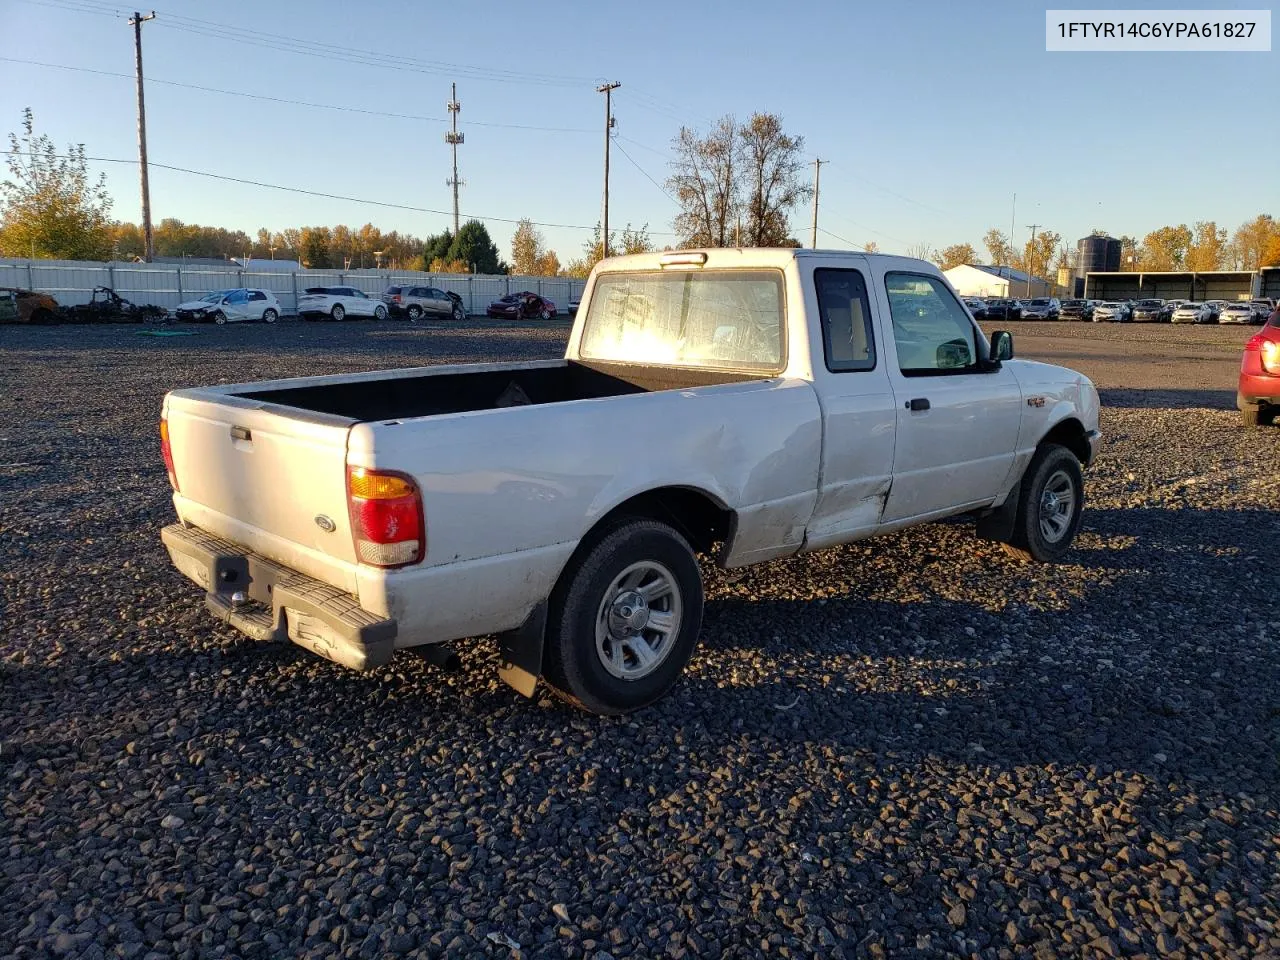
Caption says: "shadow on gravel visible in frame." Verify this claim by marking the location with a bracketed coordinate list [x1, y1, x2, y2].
[1098, 387, 1238, 410]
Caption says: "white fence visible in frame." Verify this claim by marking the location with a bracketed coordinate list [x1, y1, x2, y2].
[0, 258, 587, 317]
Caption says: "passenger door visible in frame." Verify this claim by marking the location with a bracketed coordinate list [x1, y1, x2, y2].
[801, 265, 899, 550]
[0, 290, 16, 323]
[429, 288, 451, 315]
[223, 289, 250, 321]
[875, 269, 1023, 522]
[246, 289, 268, 319]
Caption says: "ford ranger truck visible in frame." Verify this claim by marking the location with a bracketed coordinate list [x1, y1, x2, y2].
[161, 249, 1101, 714]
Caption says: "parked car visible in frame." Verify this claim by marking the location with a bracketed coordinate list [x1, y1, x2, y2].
[1171, 302, 1214, 324]
[1163, 299, 1188, 319]
[60, 286, 167, 324]
[159, 247, 1100, 715]
[1238, 311, 1280, 426]
[1093, 301, 1131, 323]
[1019, 297, 1061, 320]
[1249, 300, 1274, 323]
[486, 291, 558, 320]
[174, 289, 281, 324]
[1129, 299, 1167, 323]
[1206, 300, 1228, 322]
[1219, 302, 1255, 325]
[961, 297, 988, 320]
[382, 284, 466, 322]
[983, 297, 1021, 321]
[1059, 299, 1093, 322]
[567, 299, 581, 315]
[0, 286, 60, 324]
[297, 286, 388, 321]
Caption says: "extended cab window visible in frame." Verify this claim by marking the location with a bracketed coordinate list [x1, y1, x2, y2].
[884, 273, 978, 375]
[580, 270, 784, 372]
[814, 268, 875, 372]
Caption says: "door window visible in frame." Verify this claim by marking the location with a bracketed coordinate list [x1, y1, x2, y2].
[814, 268, 875, 372]
[249, 291, 267, 301]
[226, 289, 248, 304]
[883, 273, 978, 375]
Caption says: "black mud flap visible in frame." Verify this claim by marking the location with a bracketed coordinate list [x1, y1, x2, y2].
[975, 487, 1020, 543]
[496, 601, 547, 698]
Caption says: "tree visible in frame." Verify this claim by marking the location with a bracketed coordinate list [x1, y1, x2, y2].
[933, 242, 977, 270]
[109, 221, 143, 260]
[667, 116, 740, 248]
[982, 228, 1012, 268]
[1118, 236, 1139, 271]
[1023, 230, 1061, 280]
[447, 219, 504, 274]
[565, 221, 652, 277]
[739, 113, 812, 246]
[1231, 214, 1280, 270]
[511, 219, 565, 276]
[863, 241, 879, 253]
[1186, 220, 1228, 272]
[1139, 224, 1192, 271]
[299, 226, 332, 269]
[906, 241, 934, 261]
[1262, 233, 1280, 268]
[0, 108, 113, 260]
[621, 223, 654, 255]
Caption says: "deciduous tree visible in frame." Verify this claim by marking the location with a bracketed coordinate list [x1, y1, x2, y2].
[1138, 224, 1192, 271]
[0, 108, 113, 260]
[982, 228, 1012, 267]
[1023, 230, 1061, 280]
[1186, 220, 1228, 271]
[932, 243, 977, 270]
[1231, 214, 1280, 270]
[739, 113, 813, 247]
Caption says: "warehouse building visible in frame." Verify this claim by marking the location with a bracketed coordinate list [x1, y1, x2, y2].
[1085, 267, 1280, 303]
[943, 264, 1053, 299]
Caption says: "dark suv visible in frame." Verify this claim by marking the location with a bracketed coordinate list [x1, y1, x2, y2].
[1059, 299, 1094, 321]
[382, 285, 466, 321]
[1130, 299, 1168, 323]
[983, 298, 1022, 321]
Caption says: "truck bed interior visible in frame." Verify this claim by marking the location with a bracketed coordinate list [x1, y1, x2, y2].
[240, 361, 767, 422]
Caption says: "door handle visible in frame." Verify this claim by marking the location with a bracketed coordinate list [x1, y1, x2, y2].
[906, 398, 930, 411]
[230, 425, 252, 442]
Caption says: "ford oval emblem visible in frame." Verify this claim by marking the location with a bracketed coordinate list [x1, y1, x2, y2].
[314, 514, 336, 533]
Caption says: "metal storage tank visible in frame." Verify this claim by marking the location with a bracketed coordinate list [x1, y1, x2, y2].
[1078, 234, 1122, 276]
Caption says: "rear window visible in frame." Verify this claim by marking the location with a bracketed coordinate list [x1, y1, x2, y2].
[385, 286, 403, 295]
[1138, 300, 1162, 307]
[1028, 299, 1050, 306]
[304, 287, 329, 294]
[580, 270, 785, 373]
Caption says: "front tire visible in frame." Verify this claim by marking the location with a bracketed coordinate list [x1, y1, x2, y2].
[212, 311, 227, 325]
[543, 519, 704, 715]
[1001, 443, 1084, 563]
[330, 304, 345, 322]
[452, 302, 465, 321]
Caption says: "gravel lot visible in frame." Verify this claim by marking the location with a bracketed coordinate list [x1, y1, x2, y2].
[2, 318, 1278, 959]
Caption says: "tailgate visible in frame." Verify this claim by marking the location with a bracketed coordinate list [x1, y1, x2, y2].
[164, 392, 358, 588]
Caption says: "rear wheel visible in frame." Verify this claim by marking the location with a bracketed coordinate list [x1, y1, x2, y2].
[1001, 443, 1084, 563]
[261, 308, 278, 324]
[1241, 405, 1275, 428]
[330, 304, 345, 322]
[406, 304, 422, 322]
[374, 305, 387, 321]
[543, 519, 704, 715]
[539, 307, 551, 321]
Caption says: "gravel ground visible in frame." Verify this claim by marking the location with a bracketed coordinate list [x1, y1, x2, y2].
[2, 319, 1278, 959]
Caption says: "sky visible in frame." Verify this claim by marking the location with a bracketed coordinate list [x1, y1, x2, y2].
[1, 0, 1276, 265]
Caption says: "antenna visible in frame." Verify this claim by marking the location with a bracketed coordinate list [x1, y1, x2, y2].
[445, 82, 465, 234]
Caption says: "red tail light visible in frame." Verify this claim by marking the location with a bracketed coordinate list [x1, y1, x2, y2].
[346, 467, 424, 567]
[160, 418, 179, 491]
[391, 294, 401, 303]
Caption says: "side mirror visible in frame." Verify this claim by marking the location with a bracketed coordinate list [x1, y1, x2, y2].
[991, 330, 1014, 362]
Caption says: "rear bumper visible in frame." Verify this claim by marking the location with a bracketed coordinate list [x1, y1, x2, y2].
[161, 522, 396, 671]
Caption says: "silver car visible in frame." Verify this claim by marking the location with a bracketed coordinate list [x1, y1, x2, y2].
[1171, 302, 1214, 324]
[1219, 302, 1255, 325]
[382, 284, 465, 322]
[1093, 301, 1130, 323]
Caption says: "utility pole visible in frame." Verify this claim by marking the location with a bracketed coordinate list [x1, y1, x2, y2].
[129, 11, 156, 262]
[1025, 223, 1041, 297]
[597, 82, 620, 258]
[445, 83, 464, 235]
[810, 158, 824, 249]
[1007, 192, 1016, 292]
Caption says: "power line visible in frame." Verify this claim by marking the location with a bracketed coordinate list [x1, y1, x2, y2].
[612, 138, 677, 206]
[1, 149, 684, 235]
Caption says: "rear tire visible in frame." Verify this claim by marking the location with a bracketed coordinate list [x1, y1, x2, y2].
[262, 308, 277, 324]
[407, 305, 422, 322]
[374, 305, 387, 321]
[1241, 405, 1274, 427]
[543, 519, 704, 715]
[1002, 443, 1084, 563]
[539, 307, 551, 321]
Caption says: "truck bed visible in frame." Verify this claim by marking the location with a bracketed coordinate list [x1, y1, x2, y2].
[241, 360, 765, 421]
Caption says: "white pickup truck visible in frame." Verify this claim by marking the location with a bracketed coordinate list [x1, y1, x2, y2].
[161, 249, 1100, 714]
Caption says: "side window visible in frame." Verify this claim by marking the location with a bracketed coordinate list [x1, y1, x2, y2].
[249, 291, 266, 301]
[227, 289, 248, 304]
[814, 268, 875, 372]
[884, 272, 978, 375]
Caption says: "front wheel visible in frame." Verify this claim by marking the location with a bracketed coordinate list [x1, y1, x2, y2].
[373, 305, 387, 321]
[261, 308, 277, 324]
[452, 302, 465, 321]
[330, 304, 345, 322]
[1001, 443, 1084, 563]
[543, 519, 704, 715]
[212, 311, 227, 325]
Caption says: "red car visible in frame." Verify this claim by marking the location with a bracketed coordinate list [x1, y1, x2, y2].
[486, 291, 557, 320]
[1239, 307, 1280, 427]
